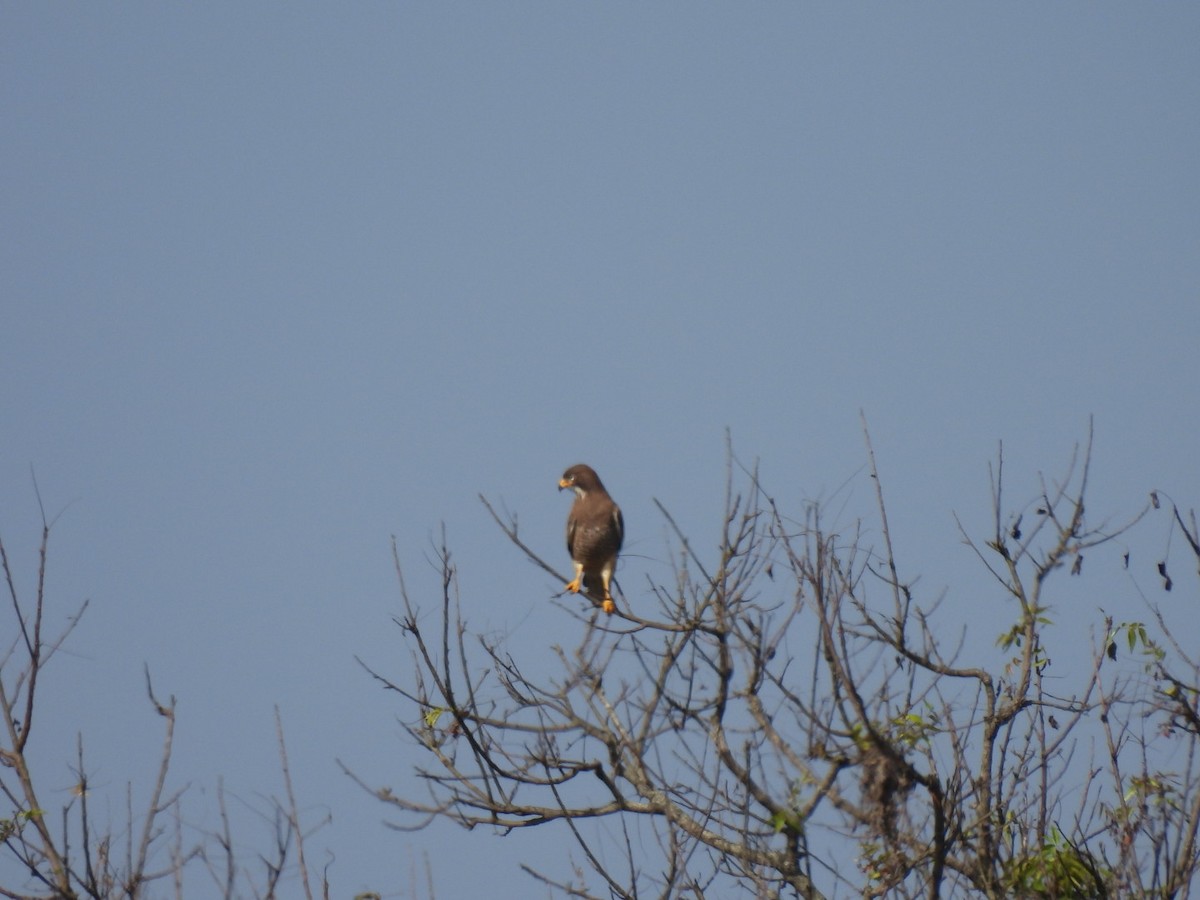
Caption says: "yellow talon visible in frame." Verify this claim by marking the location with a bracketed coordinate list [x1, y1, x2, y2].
[601, 597, 616, 615]
[565, 577, 582, 594]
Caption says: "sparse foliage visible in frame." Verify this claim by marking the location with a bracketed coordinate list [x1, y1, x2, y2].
[4, 428, 1196, 898]
[363, 427, 1199, 898]
[0, 488, 331, 899]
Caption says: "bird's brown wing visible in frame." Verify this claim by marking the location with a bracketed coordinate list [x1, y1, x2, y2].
[566, 511, 578, 559]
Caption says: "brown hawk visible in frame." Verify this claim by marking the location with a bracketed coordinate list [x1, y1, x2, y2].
[559, 464, 624, 615]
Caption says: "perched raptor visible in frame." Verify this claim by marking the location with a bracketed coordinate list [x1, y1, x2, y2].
[559, 464, 624, 615]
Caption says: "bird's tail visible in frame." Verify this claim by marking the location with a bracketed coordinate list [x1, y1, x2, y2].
[580, 573, 595, 596]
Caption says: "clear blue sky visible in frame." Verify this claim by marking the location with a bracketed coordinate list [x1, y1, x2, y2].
[2, 5, 1197, 897]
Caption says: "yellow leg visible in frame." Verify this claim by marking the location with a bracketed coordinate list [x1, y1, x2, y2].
[600, 570, 616, 615]
[565, 564, 584, 594]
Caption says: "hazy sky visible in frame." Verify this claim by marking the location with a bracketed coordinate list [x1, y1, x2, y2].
[3, 4, 1197, 897]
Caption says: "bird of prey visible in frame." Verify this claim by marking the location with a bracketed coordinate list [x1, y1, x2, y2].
[559, 464, 624, 615]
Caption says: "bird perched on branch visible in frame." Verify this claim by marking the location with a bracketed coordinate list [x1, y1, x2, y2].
[559, 464, 624, 615]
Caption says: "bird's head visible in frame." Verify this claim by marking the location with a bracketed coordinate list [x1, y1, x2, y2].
[559, 463, 602, 497]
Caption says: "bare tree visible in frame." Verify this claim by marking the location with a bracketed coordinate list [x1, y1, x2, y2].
[0, 487, 331, 899]
[358, 428, 1199, 898]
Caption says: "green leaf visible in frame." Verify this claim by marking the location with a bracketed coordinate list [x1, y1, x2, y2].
[770, 809, 802, 834]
